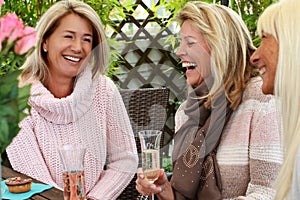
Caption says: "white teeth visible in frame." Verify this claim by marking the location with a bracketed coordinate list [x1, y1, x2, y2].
[64, 56, 80, 62]
[259, 67, 266, 75]
[182, 62, 197, 68]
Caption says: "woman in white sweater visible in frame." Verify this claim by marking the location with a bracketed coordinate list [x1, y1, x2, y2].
[6, 1, 138, 199]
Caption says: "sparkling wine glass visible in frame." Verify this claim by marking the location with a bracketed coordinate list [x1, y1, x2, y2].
[58, 144, 86, 200]
[138, 130, 162, 200]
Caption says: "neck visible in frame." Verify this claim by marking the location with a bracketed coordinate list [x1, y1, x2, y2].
[44, 76, 75, 98]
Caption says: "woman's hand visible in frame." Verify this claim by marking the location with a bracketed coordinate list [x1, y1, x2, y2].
[135, 168, 174, 200]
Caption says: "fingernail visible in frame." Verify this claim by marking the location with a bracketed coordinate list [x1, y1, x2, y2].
[139, 174, 144, 179]
[150, 185, 155, 189]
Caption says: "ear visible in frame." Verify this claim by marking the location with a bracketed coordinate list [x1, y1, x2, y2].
[42, 41, 48, 52]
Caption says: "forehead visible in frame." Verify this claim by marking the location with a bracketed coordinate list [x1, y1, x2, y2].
[55, 13, 93, 34]
[180, 19, 204, 40]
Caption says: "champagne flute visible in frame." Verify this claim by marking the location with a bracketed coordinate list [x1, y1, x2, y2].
[58, 144, 86, 200]
[138, 130, 162, 200]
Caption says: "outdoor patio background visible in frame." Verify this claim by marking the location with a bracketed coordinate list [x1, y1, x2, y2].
[107, 0, 187, 156]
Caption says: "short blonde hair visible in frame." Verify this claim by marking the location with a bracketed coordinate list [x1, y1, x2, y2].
[21, 0, 109, 84]
[176, 1, 258, 109]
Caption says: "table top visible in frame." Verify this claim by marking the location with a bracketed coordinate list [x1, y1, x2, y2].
[1, 165, 64, 200]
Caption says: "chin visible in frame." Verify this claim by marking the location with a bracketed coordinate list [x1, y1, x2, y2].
[262, 87, 274, 95]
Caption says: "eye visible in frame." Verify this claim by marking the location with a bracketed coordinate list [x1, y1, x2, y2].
[82, 37, 92, 43]
[186, 40, 196, 47]
[64, 35, 73, 39]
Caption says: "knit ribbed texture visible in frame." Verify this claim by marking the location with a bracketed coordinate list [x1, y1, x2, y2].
[6, 67, 138, 200]
[175, 77, 282, 200]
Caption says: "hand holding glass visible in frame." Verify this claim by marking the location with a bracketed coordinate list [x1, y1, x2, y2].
[58, 144, 86, 200]
[138, 130, 162, 200]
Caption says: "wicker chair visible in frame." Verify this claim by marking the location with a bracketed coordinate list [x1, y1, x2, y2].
[117, 87, 170, 200]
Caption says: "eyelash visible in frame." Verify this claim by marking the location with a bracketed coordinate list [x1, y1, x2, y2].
[187, 41, 196, 47]
[64, 35, 91, 43]
[83, 38, 91, 43]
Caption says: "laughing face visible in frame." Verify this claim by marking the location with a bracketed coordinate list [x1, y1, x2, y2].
[43, 13, 93, 81]
[250, 33, 279, 94]
[176, 19, 211, 88]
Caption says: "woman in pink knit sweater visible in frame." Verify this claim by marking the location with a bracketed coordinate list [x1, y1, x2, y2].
[6, 0, 138, 199]
[136, 2, 282, 200]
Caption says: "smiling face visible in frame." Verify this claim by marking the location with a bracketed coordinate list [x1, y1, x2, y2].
[43, 13, 93, 82]
[176, 19, 211, 88]
[250, 33, 279, 94]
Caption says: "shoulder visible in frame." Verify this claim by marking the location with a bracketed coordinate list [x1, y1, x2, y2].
[94, 75, 119, 95]
[243, 77, 273, 102]
[240, 77, 276, 114]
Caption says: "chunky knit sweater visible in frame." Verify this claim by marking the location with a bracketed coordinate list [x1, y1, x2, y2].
[175, 77, 282, 200]
[6, 68, 138, 200]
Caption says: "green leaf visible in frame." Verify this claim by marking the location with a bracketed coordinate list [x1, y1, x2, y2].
[0, 105, 16, 118]
[0, 117, 10, 155]
[0, 70, 30, 156]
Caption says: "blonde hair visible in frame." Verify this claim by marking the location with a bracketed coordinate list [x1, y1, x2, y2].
[176, 1, 258, 110]
[257, 0, 300, 199]
[20, 0, 109, 84]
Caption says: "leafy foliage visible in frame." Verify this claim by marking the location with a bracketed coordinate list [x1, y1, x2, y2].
[155, 0, 277, 48]
[0, 71, 30, 159]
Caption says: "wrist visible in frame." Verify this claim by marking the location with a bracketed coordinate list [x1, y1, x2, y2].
[156, 181, 174, 200]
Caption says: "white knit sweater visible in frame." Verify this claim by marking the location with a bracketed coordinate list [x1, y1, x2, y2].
[175, 77, 283, 200]
[6, 68, 138, 200]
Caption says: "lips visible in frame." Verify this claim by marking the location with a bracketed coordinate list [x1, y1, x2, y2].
[259, 66, 266, 76]
[64, 55, 81, 62]
[182, 62, 197, 70]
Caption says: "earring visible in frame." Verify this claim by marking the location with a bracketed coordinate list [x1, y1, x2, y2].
[43, 48, 47, 52]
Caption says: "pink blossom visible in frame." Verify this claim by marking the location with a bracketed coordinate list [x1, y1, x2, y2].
[14, 26, 37, 55]
[2, 13, 24, 44]
[0, 2, 37, 55]
[0, 0, 3, 11]
[0, 18, 3, 51]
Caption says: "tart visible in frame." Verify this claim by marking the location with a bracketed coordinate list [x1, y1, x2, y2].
[5, 177, 32, 193]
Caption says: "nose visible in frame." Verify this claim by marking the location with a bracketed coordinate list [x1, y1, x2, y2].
[250, 49, 259, 66]
[175, 43, 186, 59]
[71, 38, 82, 53]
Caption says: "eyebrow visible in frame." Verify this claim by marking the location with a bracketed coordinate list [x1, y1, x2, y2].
[64, 30, 93, 37]
[179, 33, 197, 40]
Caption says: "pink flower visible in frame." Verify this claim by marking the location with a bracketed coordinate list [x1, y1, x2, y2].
[14, 26, 37, 55]
[0, 1, 37, 55]
[0, 0, 3, 11]
[1, 13, 24, 44]
[0, 18, 3, 52]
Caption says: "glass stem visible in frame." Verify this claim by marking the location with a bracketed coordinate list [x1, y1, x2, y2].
[149, 193, 154, 200]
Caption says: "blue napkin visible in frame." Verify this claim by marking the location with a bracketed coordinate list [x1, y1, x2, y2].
[1, 180, 54, 200]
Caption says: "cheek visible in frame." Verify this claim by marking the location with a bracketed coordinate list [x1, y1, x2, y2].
[196, 62, 211, 79]
[193, 51, 211, 77]
[84, 44, 93, 53]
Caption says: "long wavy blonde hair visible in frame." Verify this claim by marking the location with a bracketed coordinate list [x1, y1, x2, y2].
[176, 1, 258, 110]
[257, 0, 300, 199]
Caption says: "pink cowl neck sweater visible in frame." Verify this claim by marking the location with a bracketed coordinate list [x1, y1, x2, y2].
[6, 67, 138, 200]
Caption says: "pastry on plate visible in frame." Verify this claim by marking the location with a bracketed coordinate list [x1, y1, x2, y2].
[5, 177, 32, 193]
